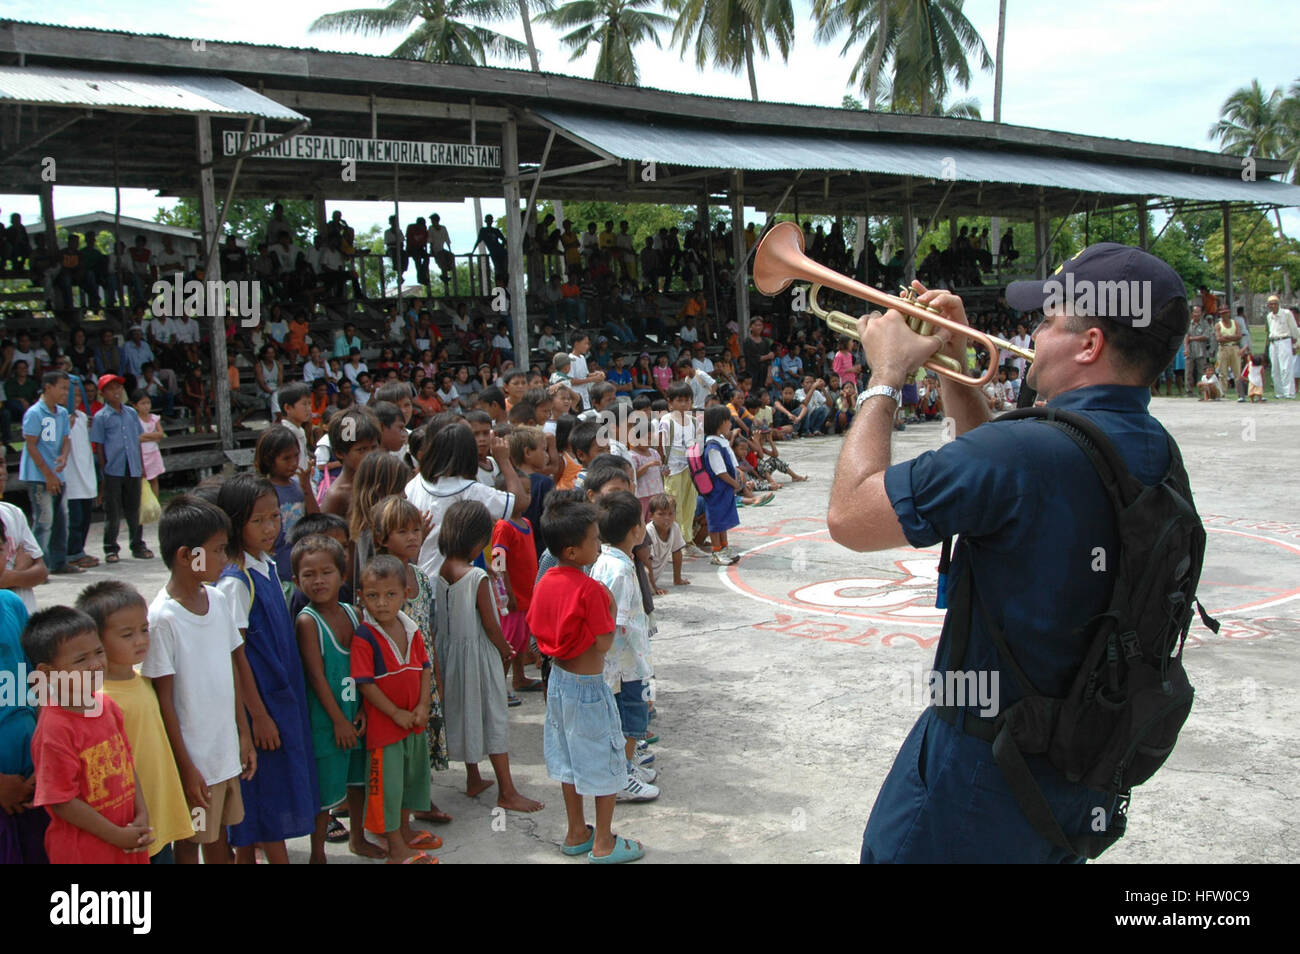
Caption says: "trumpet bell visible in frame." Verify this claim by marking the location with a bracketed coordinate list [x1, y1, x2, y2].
[752, 221, 806, 297]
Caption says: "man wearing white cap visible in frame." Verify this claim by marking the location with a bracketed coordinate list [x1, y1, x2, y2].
[1264, 295, 1299, 399]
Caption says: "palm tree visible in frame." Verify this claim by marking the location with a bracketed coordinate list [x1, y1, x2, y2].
[309, 0, 528, 65]
[992, 0, 1006, 122]
[539, 0, 673, 85]
[665, 0, 796, 102]
[1210, 79, 1292, 237]
[814, 0, 992, 115]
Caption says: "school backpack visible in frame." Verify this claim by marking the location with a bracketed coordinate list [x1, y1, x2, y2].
[687, 440, 714, 496]
[940, 406, 1218, 859]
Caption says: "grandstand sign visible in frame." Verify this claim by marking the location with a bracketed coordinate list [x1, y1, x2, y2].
[222, 131, 501, 168]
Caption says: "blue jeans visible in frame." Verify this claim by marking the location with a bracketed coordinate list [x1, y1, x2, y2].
[800, 406, 830, 435]
[66, 497, 93, 562]
[24, 480, 68, 571]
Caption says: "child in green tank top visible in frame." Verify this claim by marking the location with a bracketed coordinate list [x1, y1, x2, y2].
[292, 534, 385, 863]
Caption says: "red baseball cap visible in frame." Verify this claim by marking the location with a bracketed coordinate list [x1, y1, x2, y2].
[97, 374, 126, 391]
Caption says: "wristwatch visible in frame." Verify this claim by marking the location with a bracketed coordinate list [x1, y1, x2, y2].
[857, 384, 901, 408]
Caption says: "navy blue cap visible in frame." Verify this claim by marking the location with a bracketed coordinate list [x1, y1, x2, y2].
[1006, 243, 1187, 330]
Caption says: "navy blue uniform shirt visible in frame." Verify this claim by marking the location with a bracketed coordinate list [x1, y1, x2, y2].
[863, 384, 1175, 863]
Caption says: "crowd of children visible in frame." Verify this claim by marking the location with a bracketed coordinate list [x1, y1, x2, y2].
[0, 339, 816, 864]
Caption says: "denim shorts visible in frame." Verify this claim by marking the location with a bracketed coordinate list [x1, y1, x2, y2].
[544, 664, 625, 797]
[615, 680, 650, 740]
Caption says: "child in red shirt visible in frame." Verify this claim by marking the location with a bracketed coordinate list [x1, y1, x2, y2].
[24, 606, 152, 863]
[492, 516, 541, 695]
[527, 496, 644, 864]
[352, 555, 435, 864]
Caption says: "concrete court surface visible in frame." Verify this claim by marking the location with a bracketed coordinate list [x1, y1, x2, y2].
[36, 395, 1300, 864]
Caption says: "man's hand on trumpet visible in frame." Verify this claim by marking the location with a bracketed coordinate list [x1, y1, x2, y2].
[855, 280, 977, 386]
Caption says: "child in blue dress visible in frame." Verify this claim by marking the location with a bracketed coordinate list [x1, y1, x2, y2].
[700, 406, 742, 566]
[216, 473, 318, 863]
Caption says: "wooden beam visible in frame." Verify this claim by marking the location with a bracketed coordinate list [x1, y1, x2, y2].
[260, 88, 509, 123]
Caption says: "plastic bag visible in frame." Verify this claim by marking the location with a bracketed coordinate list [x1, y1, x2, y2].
[139, 478, 161, 524]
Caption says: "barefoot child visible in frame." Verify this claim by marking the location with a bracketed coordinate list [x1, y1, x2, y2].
[215, 474, 319, 864]
[371, 497, 452, 825]
[527, 495, 644, 863]
[79, 581, 194, 863]
[435, 501, 544, 814]
[144, 495, 255, 864]
[292, 534, 384, 863]
[353, 555, 436, 863]
[24, 606, 152, 863]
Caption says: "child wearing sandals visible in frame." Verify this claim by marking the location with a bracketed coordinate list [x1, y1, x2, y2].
[434, 501, 544, 814]
[292, 534, 385, 863]
[370, 496, 452, 826]
[352, 555, 437, 863]
[527, 494, 645, 863]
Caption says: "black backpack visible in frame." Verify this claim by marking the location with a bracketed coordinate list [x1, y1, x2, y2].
[937, 406, 1219, 859]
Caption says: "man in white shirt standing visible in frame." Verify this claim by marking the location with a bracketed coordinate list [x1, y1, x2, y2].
[154, 236, 186, 280]
[1264, 295, 1299, 399]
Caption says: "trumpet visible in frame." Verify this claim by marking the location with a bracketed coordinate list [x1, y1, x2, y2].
[752, 222, 1034, 387]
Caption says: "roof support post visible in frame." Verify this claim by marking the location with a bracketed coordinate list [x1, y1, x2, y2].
[1222, 202, 1234, 322]
[196, 113, 232, 453]
[903, 178, 916, 285]
[1137, 197, 1149, 249]
[39, 178, 56, 262]
[1033, 201, 1046, 280]
[731, 170, 750, 344]
[502, 114, 530, 369]
[314, 197, 328, 236]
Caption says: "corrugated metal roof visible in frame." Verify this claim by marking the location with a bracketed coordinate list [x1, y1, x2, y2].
[536, 109, 1300, 206]
[0, 66, 307, 121]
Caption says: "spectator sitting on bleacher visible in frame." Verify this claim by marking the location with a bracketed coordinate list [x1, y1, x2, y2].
[5, 213, 31, 270]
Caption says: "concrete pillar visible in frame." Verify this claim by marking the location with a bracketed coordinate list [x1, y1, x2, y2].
[502, 116, 530, 369]
[196, 114, 232, 451]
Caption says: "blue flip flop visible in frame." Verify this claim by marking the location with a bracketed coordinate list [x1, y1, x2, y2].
[589, 836, 645, 864]
[561, 825, 594, 856]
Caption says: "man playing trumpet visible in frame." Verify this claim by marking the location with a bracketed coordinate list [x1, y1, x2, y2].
[828, 244, 1200, 863]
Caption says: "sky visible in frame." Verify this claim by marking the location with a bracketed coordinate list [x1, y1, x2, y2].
[3, 0, 1298, 243]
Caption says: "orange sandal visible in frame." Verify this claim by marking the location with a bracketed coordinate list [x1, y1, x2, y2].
[387, 852, 437, 864]
[407, 832, 443, 851]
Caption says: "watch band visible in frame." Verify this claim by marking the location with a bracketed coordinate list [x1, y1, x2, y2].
[857, 384, 901, 408]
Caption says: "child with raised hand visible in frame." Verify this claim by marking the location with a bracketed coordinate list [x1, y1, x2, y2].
[320, 406, 381, 518]
[144, 496, 253, 864]
[256, 424, 320, 582]
[700, 405, 742, 566]
[435, 500, 544, 813]
[591, 491, 659, 803]
[77, 581, 194, 863]
[371, 496, 452, 824]
[527, 496, 644, 863]
[215, 473, 318, 864]
[353, 554, 436, 864]
[645, 493, 689, 589]
[24, 606, 152, 863]
[291, 533, 384, 863]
